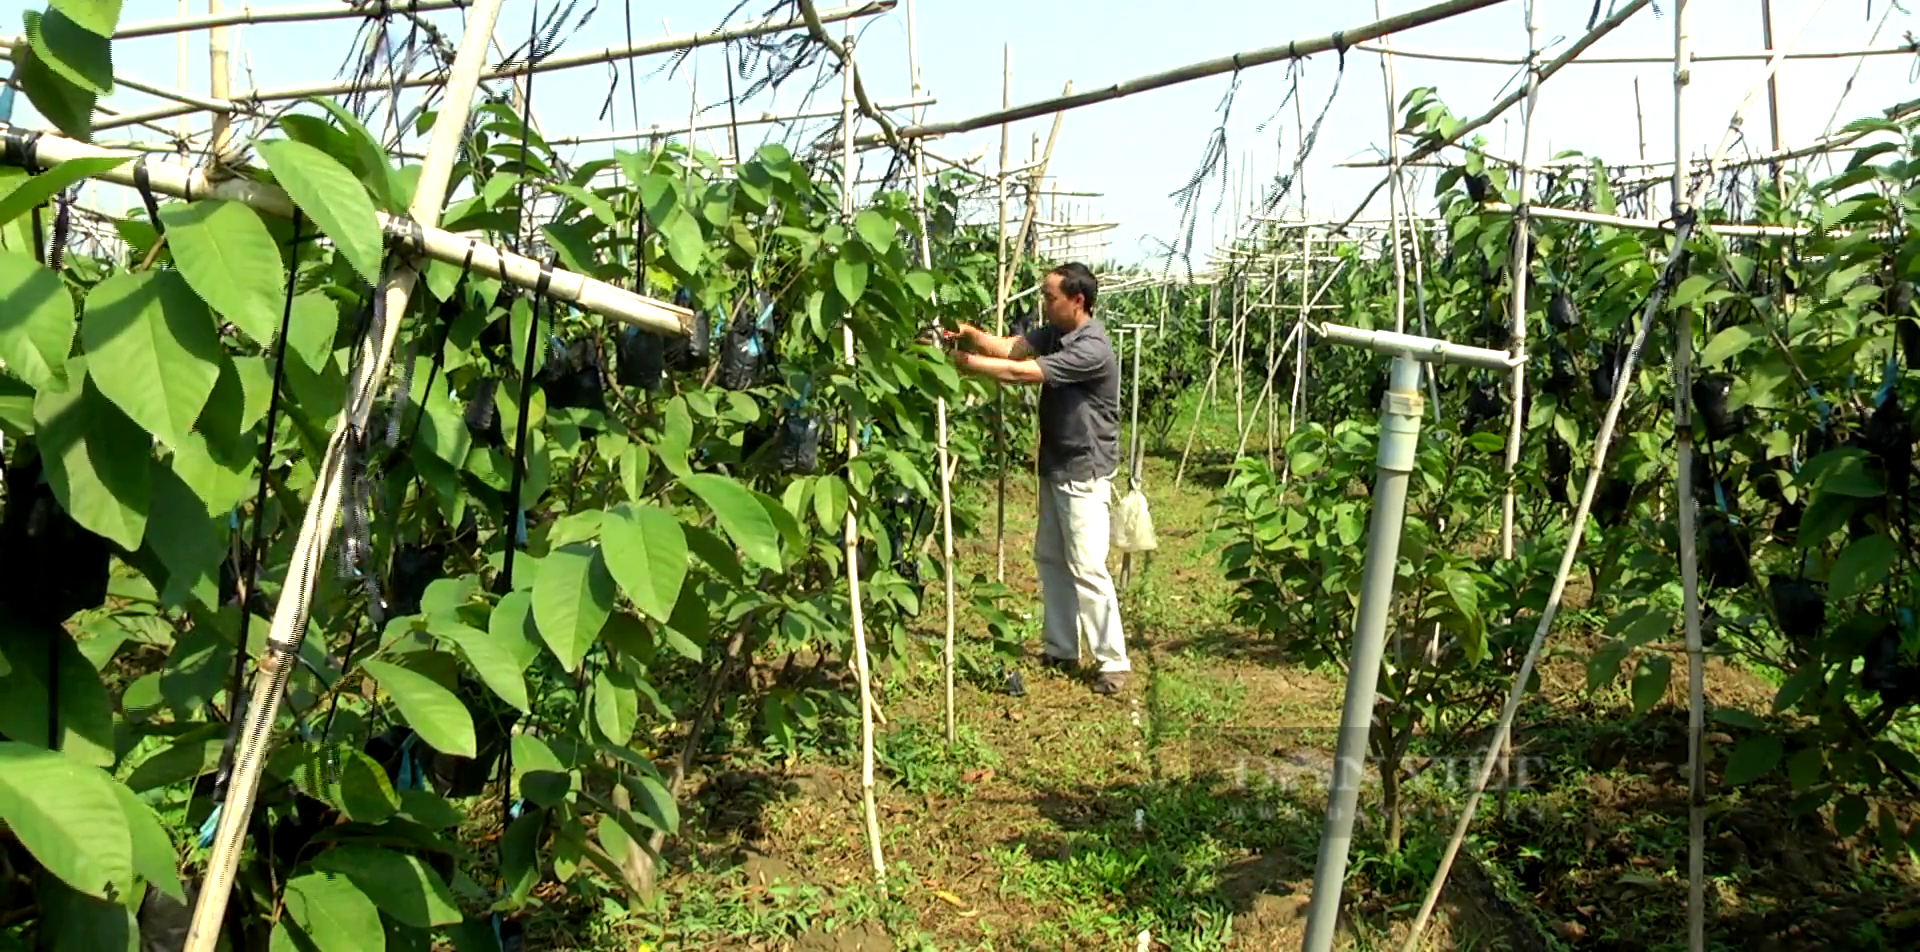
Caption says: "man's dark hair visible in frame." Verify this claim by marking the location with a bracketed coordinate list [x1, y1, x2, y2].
[1050, 262, 1098, 312]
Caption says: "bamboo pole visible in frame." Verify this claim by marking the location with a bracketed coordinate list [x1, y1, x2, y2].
[1477, 200, 1818, 237]
[867, 0, 1503, 144]
[1670, 5, 1705, 951]
[92, 2, 896, 132]
[1499, 0, 1541, 562]
[207, 0, 231, 154]
[1, 133, 693, 334]
[550, 98, 934, 146]
[1002, 85, 1070, 288]
[993, 43, 1010, 584]
[1635, 76, 1648, 161]
[1348, 38, 1919, 66]
[1376, 2, 1408, 339]
[903, 0, 960, 751]
[181, 3, 509, 949]
[839, 28, 888, 892]
[1331, 0, 1653, 236]
[117, 0, 470, 38]
[176, 0, 190, 142]
[1760, 0, 1784, 194]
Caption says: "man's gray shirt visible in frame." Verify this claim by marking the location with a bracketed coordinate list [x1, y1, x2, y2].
[1021, 317, 1121, 483]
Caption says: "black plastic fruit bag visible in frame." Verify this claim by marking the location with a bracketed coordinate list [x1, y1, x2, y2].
[718, 293, 776, 392]
[464, 377, 502, 446]
[1700, 509, 1752, 590]
[539, 338, 608, 413]
[1547, 291, 1580, 333]
[663, 289, 711, 371]
[778, 410, 821, 474]
[1767, 573, 1826, 641]
[1690, 374, 1746, 441]
[1594, 476, 1632, 527]
[388, 543, 449, 618]
[615, 325, 664, 390]
[0, 452, 108, 625]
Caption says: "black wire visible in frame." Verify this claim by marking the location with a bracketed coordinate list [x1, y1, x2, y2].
[210, 211, 310, 805]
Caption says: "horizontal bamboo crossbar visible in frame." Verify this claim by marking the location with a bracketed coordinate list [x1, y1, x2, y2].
[93, 2, 896, 133]
[3, 128, 693, 336]
[115, 0, 473, 39]
[866, 0, 1507, 142]
[1353, 39, 1920, 66]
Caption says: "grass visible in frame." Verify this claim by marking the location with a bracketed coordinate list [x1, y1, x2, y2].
[507, 390, 1920, 951]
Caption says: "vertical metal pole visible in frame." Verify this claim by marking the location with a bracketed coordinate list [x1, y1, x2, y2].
[1301, 355, 1425, 952]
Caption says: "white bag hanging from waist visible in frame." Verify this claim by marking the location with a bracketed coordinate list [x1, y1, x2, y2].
[1111, 480, 1158, 554]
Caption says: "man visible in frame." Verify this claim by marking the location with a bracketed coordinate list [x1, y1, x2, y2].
[947, 262, 1130, 695]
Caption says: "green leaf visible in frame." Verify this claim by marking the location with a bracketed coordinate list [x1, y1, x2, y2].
[681, 473, 783, 573]
[275, 871, 384, 952]
[510, 734, 571, 807]
[832, 255, 869, 306]
[592, 667, 639, 745]
[257, 138, 386, 286]
[0, 252, 75, 394]
[1671, 274, 1716, 310]
[1833, 794, 1869, 837]
[1630, 654, 1671, 714]
[14, 41, 96, 141]
[489, 590, 544, 672]
[360, 659, 477, 759]
[283, 744, 399, 824]
[0, 623, 115, 767]
[1829, 533, 1898, 600]
[1700, 323, 1765, 368]
[112, 782, 184, 903]
[531, 544, 615, 673]
[24, 8, 113, 96]
[156, 199, 288, 346]
[601, 503, 688, 624]
[48, 0, 122, 38]
[0, 155, 131, 231]
[663, 211, 705, 273]
[124, 727, 223, 793]
[145, 461, 225, 608]
[286, 292, 340, 372]
[904, 270, 935, 301]
[629, 773, 680, 834]
[426, 617, 530, 714]
[1723, 733, 1783, 785]
[80, 269, 223, 449]
[310, 846, 463, 929]
[0, 742, 134, 900]
[812, 475, 849, 535]
[34, 360, 151, 549]
[304, 98, 400, 212]
[854, 209, 895, 253]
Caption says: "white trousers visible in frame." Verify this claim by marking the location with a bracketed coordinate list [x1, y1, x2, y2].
[1034, 474, 1130, 673]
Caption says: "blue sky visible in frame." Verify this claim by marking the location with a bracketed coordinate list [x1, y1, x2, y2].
[19, 0, 1920, 265]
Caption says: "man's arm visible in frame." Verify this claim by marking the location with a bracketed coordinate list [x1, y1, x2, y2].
[954, 351, 1046, 385]
[956, 323, 1037, 359]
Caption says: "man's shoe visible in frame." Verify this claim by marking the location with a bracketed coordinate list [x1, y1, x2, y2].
[1092, 671, 1127, 695]
[1039, 654, 1078, 675]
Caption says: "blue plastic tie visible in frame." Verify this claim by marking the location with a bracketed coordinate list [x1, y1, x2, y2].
[514, 509, 528, 547]
[197, 806, 222, 848]
[508, 798, 526, 821]
[0, 73, 14, 125]
[228, 507, 241, 531]
[860, 422, 875, 447]
[1875, 351, 1899, 408]
[1900, 607, 1915, 631]
[396, 732, 425, 792]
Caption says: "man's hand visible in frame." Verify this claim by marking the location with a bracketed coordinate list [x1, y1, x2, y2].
[953, 322, 987, 351]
